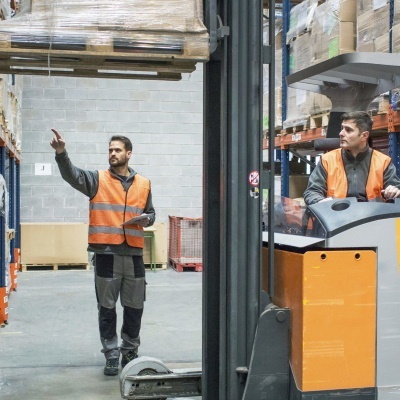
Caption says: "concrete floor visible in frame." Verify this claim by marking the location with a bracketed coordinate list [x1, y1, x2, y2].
[0, 265, 202, 399]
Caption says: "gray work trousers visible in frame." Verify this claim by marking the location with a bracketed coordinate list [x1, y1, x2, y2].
[94, 254, 145, 360]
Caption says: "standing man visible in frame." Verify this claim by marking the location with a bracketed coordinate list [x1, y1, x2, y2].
[50, 130, 155, 376]
[303, 111, 400, 206]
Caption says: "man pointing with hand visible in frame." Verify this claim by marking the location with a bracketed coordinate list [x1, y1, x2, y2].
[50, 129, 155, 376]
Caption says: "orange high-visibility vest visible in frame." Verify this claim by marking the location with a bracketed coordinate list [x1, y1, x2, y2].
[89, 170, 150, 247]
[321, 148, 391, 200]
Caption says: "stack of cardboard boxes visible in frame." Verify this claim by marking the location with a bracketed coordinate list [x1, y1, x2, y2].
[357, 0, 390, 53]
[312, 0, 357, 63]
[0, 74, 22, 151]
[284, 0, 358, 128]
[0, 0, 209, 62]
[279, 0, 400, 128]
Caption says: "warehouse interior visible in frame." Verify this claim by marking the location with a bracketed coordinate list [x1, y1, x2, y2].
[2, 0, 400, 399]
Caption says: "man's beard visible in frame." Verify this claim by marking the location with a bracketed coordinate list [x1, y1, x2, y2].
[109, 157, 126, 168]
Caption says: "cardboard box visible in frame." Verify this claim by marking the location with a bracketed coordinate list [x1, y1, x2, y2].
[356, 0, 373, 16]
[357, 4, 390, 49]
[392, 23, 400, 53]
[286, 0, 318, 43]
[289, 175, 310, 199]
[395, 0, 400, 25]
[327, 22, 355, 58]
[289, 32, 313, 74]
[21, 223, 89, 265]
[143, 222, 167, 267]
[375, 32, 390, 53]
[357, 40, 375, 52]
[311, 1, 356, 63]
[337, 0, 357, 21]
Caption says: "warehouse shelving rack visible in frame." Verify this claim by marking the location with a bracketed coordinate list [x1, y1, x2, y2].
[269, 0, 400, 198]
[0, 119, 21, 326]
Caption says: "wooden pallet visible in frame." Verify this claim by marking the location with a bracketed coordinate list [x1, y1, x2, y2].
[309, 111, 330, 129]
[0, 31, 209, 80]
[283, 118, 310, 135]
[145, 263, 167, 270]
[169, 259, 202, 272]
[21, 263, 90, 272]
[263, 126, 283, 139]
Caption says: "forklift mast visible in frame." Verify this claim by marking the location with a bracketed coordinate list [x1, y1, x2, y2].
[203, 0, 279, 398]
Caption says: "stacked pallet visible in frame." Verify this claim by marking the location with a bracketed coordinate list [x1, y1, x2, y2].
[284, 0, 357, 132]
[0, 0, 210, 80]
[281, 0, 400, 130]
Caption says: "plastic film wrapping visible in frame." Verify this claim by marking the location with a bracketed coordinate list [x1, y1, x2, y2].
[357, 0, 389, 51]
[0, 0, 10, 19]
[16, 0, 206, 33]
[393, 23, 400, 54]
[289, 31, 314, 74]
[0, 0, 209, 64]
[395, 0, 400, 25]
[284, 88, 331, 129]
[311, 0, 356, 64]
[289, 0, 356, 70]
[0, 73, 22, 146]
[286, 0, 318, 44]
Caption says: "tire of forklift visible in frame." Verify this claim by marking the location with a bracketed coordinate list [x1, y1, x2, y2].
[119, 356, 172, 400]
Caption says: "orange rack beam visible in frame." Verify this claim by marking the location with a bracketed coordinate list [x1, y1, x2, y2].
[263, 111, 400, 150]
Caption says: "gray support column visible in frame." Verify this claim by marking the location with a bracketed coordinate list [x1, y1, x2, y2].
[203, 0, 225, 397]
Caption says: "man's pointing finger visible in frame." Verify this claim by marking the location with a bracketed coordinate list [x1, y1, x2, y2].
[51, 128, 62, 139]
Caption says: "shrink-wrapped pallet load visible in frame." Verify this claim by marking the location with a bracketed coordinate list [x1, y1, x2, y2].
[284, 0, 358, 130]
[310, 0, 356, 64]
[357, 0, 390, 52]
[0, 0, 210, 79]
[286, 0, 318, 44]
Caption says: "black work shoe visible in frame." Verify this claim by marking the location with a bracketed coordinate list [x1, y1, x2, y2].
[121, 351, 138, 369]
[104, 358, 119, 376]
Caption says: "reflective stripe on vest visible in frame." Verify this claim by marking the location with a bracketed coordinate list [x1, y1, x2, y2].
[89, 170, 150, 247]
[322, 148, 390, 200]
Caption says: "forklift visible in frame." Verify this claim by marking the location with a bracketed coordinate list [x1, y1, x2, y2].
[3, 0, 400, 398]
[120, 0, 400, 399]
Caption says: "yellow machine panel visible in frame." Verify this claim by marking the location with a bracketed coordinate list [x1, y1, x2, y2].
[263, 248, 376, 392]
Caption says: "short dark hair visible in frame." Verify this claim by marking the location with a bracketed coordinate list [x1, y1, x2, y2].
[109, 135, 132, 152]
[341, 111, 373, 134]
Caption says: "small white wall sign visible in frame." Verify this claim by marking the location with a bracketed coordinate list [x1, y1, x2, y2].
[35, 163, 52, 176]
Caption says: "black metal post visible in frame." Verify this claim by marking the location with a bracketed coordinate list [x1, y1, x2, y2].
[203, 0, 225, 397]
[203, 0, 265, 398]
[267, 0, 276, 298]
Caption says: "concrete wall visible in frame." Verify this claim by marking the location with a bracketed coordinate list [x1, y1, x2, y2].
[20, 65, 204, 226]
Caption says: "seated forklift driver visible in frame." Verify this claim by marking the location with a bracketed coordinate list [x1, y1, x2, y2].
[303, 111, 400, 206]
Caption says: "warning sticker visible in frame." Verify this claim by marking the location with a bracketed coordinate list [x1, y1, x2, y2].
[248, 170, 260, 186]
